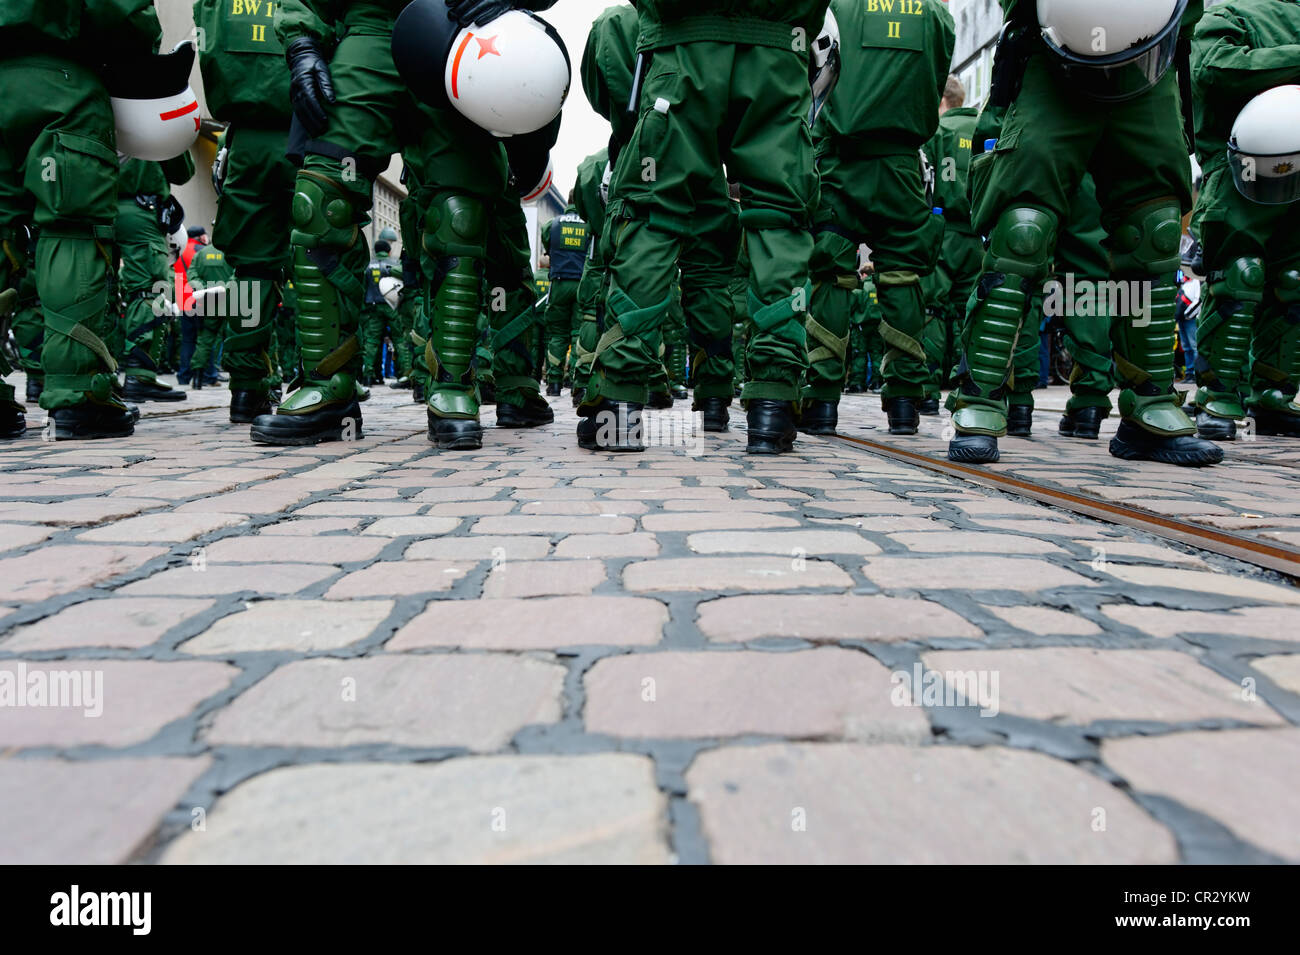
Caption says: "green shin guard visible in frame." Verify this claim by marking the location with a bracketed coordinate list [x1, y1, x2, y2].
[1110, 202, 1194, 437]
[424, 194, 487, 421]
[951, 207, 1057, 436]
[1195, 257, 1264, 421]
[1249, 270, 1300, 419]
[280, 171, 365, 415]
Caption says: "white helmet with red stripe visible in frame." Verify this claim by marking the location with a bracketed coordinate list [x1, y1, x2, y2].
[393, 2, 569, 138]
[443, 10, 569, 137]
[106, 41, 201, 161]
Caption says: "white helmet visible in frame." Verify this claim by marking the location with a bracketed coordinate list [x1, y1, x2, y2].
[107, 41, 201, 161]
[1228, 85, 1300, 205]
[168, 222, 187, 260]
[444, 10, 570, 136]
[518, 156, 554, 203]
[379, 275, 404, 310]
[810, 8, 841, 123]
[1037, 0, 1186, 101]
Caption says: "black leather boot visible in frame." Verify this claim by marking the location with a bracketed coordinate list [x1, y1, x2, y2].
[250, 400, 363, 446]
[948, 433, 1000, 463]
[647, 390, 674, 409]
[1006, 404, 1033, 437]
[51, 402, 135, 440]
[1250, 408, 1300, 437]
[25, 378, 43, 403]
[1109, 421, 1224, 466]
[230, 389, 274, 424]
[1, 403, 25, 440]
[123, 376, 186, 402]
[496, 393, 555, 428]
[427, 410, 483, 450]
[1059, 405, 1106, 439]
[746, 399, 796, 455]
[546, 381, 562, 397]
[671, 384, 688, 400]
[577, 399, 645, 452]
[885, 396, 919, 435]
[695, 396, 730, 433]
[1194, 410, 1236, 440]
[798, 399, 838, 436]
[916, 397, 941, 416]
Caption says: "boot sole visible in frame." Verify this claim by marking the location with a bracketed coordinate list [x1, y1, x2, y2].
[496, 412, 555, 429]
[888, 423, 919, 435]
[703, 421, 729, 433]
[1109, 436, 1224, 467]
[948, 442, 999, 464]
[747, 433, 795, 455]
[798, 424, 837, 436]
[430, 424, 484, 450]
[124, 391, 187, 402]
[230, 409, 272, 425]
[55, 424, 135, 441]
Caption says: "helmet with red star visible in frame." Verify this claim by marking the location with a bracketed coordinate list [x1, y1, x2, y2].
[392, 0, 570, 137]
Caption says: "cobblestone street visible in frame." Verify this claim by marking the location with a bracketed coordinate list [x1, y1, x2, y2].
[1, 381, 1297, 864]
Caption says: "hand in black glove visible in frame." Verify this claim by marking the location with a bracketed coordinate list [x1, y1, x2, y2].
[446, 0, 514, 28]
[285, 37, 335, 138]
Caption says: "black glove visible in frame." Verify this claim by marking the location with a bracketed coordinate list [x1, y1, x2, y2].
[157, 195, 185, 235]
[285, 37, 335, 138]
[446, 0, 513, 28]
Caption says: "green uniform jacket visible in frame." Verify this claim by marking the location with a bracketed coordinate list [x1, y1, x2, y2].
[818, 0, 955, 154]
[194, 0, 293, 124]
[275, 0, 555, 47]
[635, 0, 830, 51]
[0, 0, 159, 54]
[573, 149, 609, 240]
[117, 154, 195, 199]
[189, 244, 236, 289]
[1191, 0, 1300, 175]
[927, 106, 979, 227]
[582, 4, 641, 144]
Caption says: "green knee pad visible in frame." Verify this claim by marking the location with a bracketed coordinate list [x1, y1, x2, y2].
[1109, 201, 1192, 435]
[951, 206, 1056, 435]
[1195, 256, 1264, 419]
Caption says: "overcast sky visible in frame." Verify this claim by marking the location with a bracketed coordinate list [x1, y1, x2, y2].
[544, 0, 622, 198]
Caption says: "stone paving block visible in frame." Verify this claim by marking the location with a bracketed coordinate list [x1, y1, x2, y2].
[554, 533, 660, 558]
[362, 516, 461, 537]
[424, 501, 515, 517]
[295, 501, 423, 517]
[1101, 604, 1300, 641]
[687, 530, 880, 556]
[206, 655, 564, 750]
[4, 597, 216, 651]
[259, 518, 361, 535]
[1099, 565, 1300, 605]
[950, 499, 1066, 518]
[201, 535, 387, 564]
[687, 742, 1176, 863]
[411, 486, 501, 502]
[802, 500, 933, 516]
[160, 756, 669, 864]
[324, 560, 471, 598]
[121, 562, 336, 597]
[0, 757, 211, 863]
[390, 596, 667, 650]
[108, 479, 237, 501]
[0, 498, 163, 527]
[179, 599, 395, 654]
[585, 648, 928, 741]
[661, 498, 793, 513]
[697, 594, 980, 642]
[175, 480, 325, 515]
[0, 524, 53, 551]
[970, 518, 1105, 538]
[519, 500, 649, 516]
[891, 531, 1065, 555]
[861, 555, 1093, 592]
[472, 515, 637, 535]
[921, 648, 1283, 726]
[482, 559, 606, 598]
[1102, 729, 1300, 861]
[0, 544, 168, 602]
[1251, 654, 1300, 694]
[0, 660, 238, 747]
[77, 512, 247, 544]
[624, 556, 853, 592]
[984, 605, 1101, 636]
[640, 512, 802, 531]
[1076, 539, 1208, 567]
[404, 535, 550, 561]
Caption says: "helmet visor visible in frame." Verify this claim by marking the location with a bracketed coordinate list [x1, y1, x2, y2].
[1040, 0, 1187, 102]
[1229, 148, 1300, 205]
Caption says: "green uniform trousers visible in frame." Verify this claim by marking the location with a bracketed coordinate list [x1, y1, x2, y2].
[922, 222, 981, 400]
[808, 150, 941, 403]
[1192, 163, 1300, 417]
[544, 277, 579, 384]
[116, 198, 171, 381]
[214, 124, 296, 392]
[599, 42, 816, 405]
[0, 55, 122, 412]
